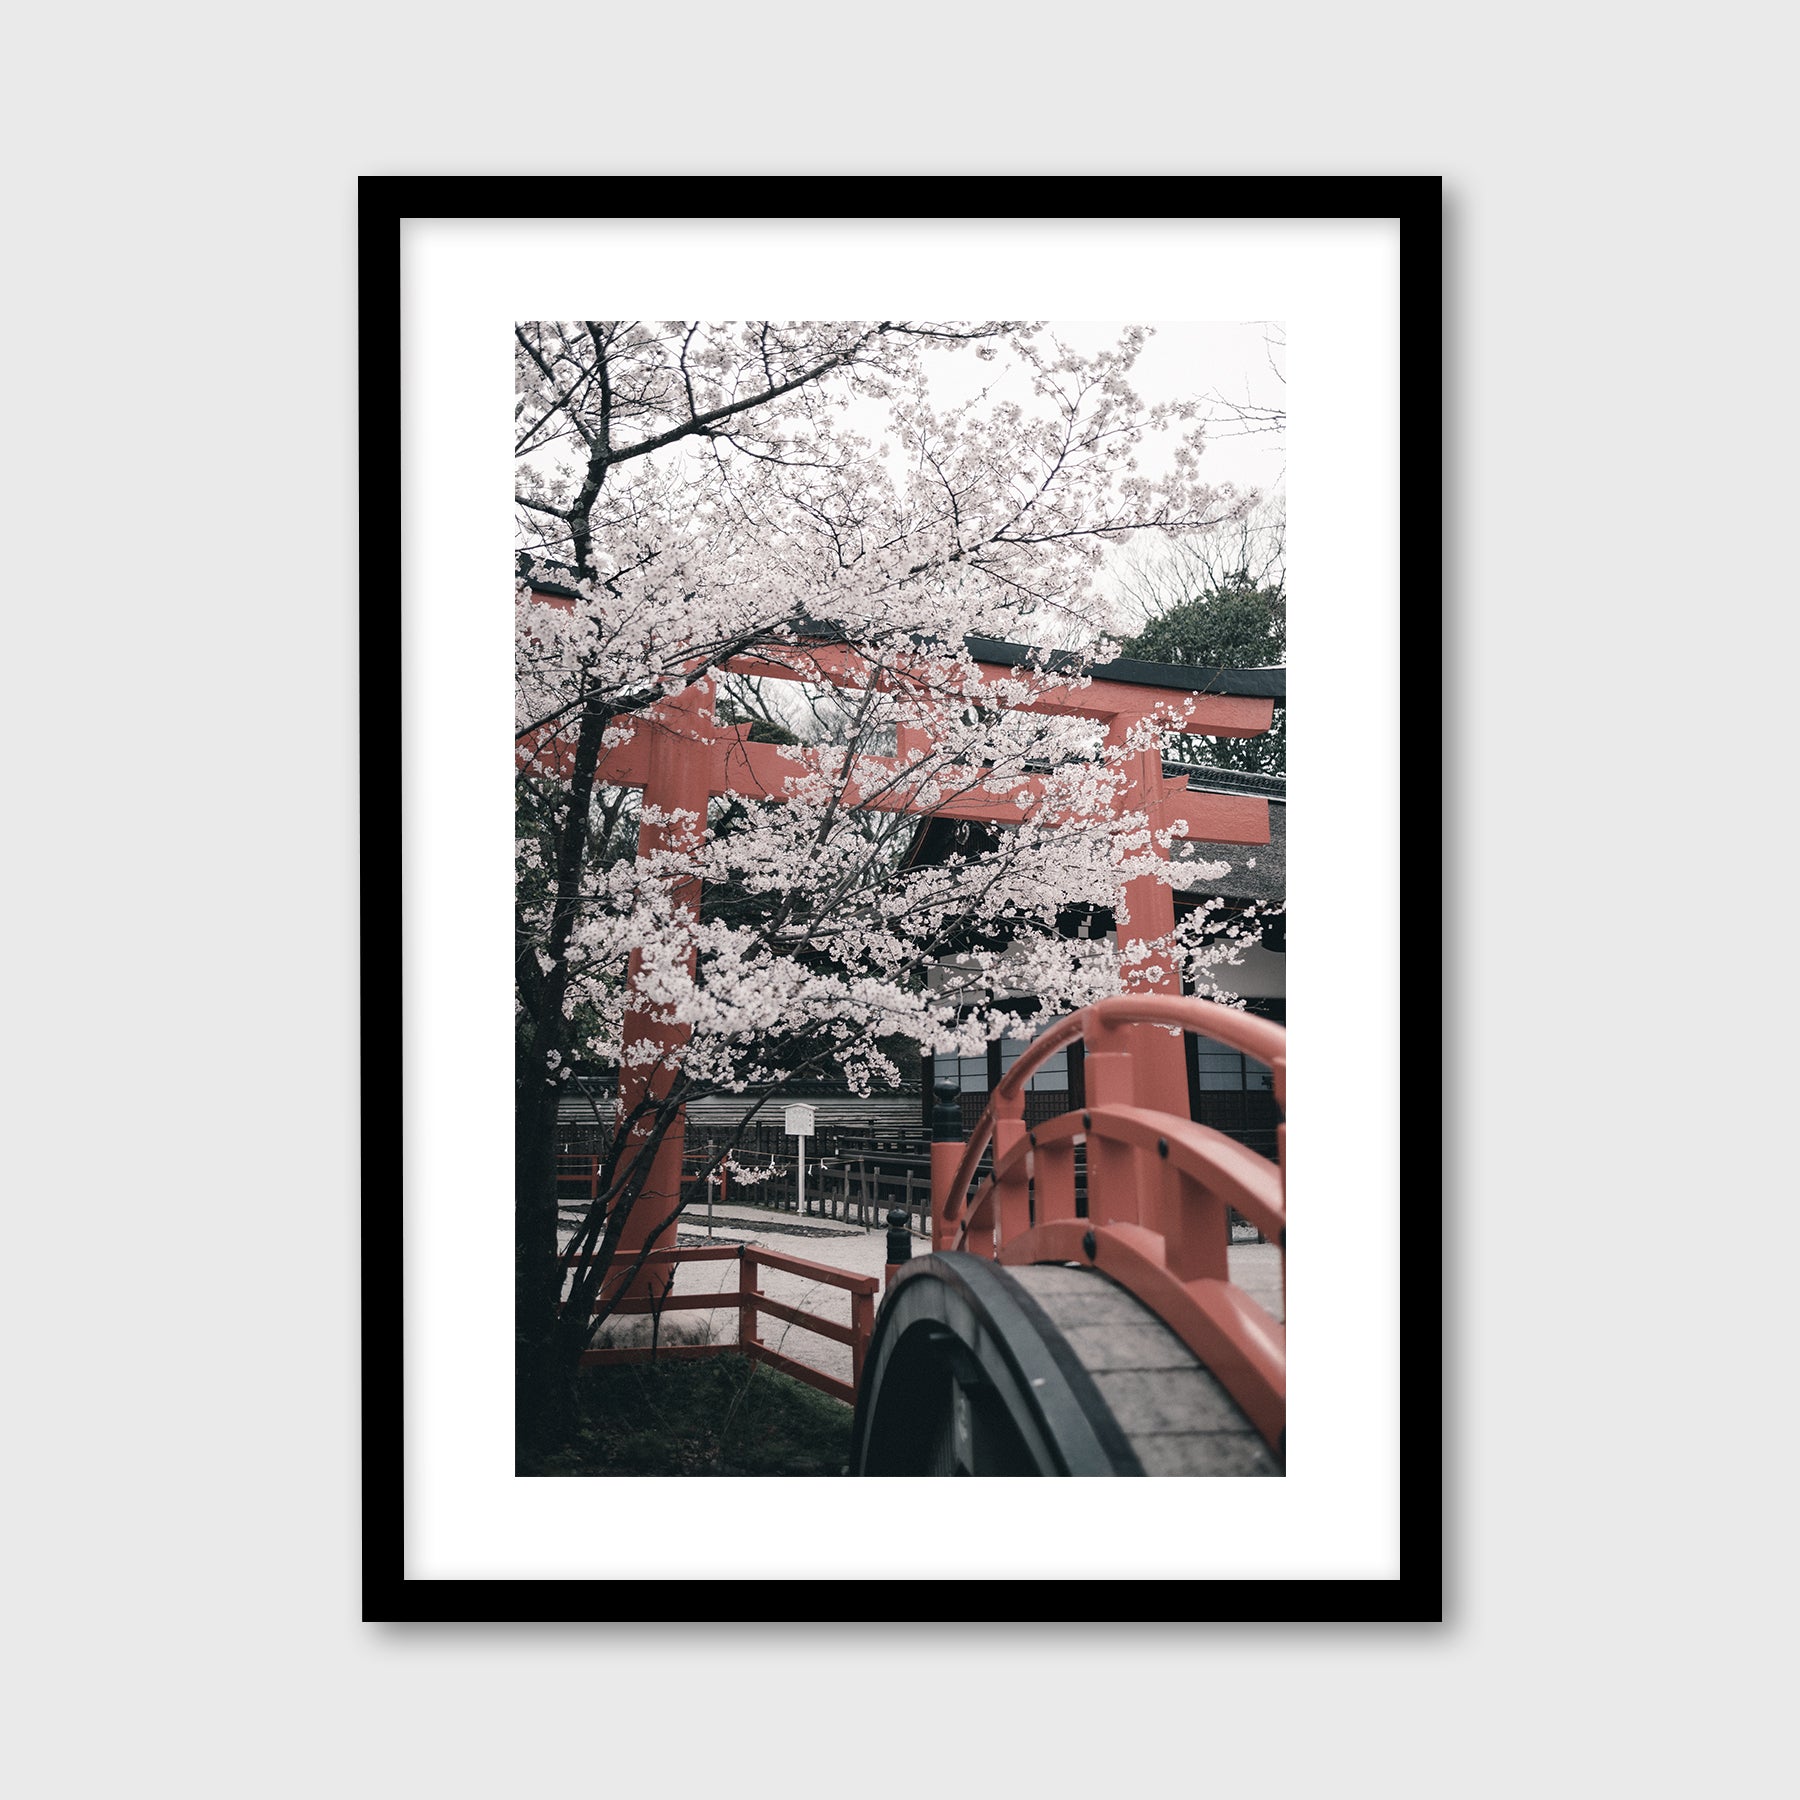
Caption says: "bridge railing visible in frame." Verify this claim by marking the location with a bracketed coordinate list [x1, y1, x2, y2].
[931, 994, 1287, 1450]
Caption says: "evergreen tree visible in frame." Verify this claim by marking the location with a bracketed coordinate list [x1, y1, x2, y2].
[1121, 571, 1285, 776]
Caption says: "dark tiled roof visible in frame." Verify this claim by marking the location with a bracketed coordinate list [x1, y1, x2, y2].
[1172, 785, 1285, 905]
[1169, 761, 1286, 799]
[966, 638, 1285, 700]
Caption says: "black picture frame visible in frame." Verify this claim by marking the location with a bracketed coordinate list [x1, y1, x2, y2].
[363, 176, 1442, 1622]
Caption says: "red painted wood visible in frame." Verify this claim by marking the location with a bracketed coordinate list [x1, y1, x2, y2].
[1082, 1105, 1283, 1248]
[590, 1291, 737, 1316]
[737, 1251, 757, 1351]
[993, 1116, 1031, 1250]
[933, 994, 1288, 1452]
[610, 687, 719, 1299]
[851, 1290, 874, 1390]
[1034, 1131, 1076, 1227]
[744, 1340, 856, 1407]
[716, 640, 1274, 736]
[930, 1139, 964, 1252]
[997, 1219, 1285, 1452]
[744, 1292, 859, 1347]
[573, 711, 1269, 844]
[745, 1245, 878, 1292]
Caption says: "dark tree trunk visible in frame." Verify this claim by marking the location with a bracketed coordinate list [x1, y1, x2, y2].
[515, 688, 611, 1454]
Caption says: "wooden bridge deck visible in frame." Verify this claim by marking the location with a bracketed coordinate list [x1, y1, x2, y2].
[1005, 1264, 1281, 1475]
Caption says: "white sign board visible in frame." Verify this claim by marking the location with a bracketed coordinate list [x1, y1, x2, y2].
[784, 1103, 815, 1137]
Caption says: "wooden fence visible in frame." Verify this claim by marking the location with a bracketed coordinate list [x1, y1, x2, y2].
[560, 1242, 878, 1406]
[687, 1148, 954, 1236]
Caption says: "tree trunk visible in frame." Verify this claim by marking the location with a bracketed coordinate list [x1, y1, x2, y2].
[516, 688, 610, 1455]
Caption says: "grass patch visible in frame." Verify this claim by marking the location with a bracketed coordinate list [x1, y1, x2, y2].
[521, 1352, 853, 1477]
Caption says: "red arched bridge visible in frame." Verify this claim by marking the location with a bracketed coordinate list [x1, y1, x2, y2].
[570, 992, 1284, 1477]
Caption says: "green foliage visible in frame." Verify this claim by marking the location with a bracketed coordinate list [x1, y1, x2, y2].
[1124, 570, 1284, 666]
[1120, 572, 1285, 776]
[520, 1353, 853, 1476]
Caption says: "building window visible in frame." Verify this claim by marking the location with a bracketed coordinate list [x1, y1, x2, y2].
[935, 1031, 1070, 1094]
[932, 1053, 990, 1093]
[1000, 1034, 1069, 1092]
[1192, 1034, 1275, 1092]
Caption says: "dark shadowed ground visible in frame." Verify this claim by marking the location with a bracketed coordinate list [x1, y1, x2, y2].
[519, 1353, 853, 1477]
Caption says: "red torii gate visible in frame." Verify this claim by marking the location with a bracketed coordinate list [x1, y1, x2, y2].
[520, 604, 1276, 1283]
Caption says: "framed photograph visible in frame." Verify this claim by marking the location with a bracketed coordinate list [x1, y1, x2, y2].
[367, 177, 1440, 1618]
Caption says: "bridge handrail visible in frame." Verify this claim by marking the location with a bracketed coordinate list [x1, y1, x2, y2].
[940, 993, 1285, 1230]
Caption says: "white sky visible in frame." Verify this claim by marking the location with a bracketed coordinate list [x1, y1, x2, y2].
[820, 316, 1287, 649]
[891, 317, 1287, 498]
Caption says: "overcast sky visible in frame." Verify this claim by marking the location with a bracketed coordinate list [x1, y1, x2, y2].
[909, 318, 1287, 500]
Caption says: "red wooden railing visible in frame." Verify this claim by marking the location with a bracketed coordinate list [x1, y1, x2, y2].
[932, 994, 1287, 1452]
[559, 1242, 877, 1407]
[555, 1153, 604, 1202]
[556, 1154, 730, 1208]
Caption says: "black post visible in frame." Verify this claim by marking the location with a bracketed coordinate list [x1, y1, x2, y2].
[886, 1205, 913, 1271]
[932, 1078, 963, 1143]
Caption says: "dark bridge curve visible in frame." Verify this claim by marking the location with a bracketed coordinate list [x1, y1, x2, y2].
[851, 1252, 1281, 1477]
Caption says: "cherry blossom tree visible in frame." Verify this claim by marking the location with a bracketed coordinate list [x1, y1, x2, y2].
[513, 321, 1271, 1438]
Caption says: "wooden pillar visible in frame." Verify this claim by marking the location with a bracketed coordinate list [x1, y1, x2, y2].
[851, 1289, 875, 1391]
[1106, 713, 1190, 1120]
[736, 1248, 758, 1352]
[928, 1079, 964, 1252]
[615, 682, 715, 1294]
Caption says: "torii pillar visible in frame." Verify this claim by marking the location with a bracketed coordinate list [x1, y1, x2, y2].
[1092, 713, 1195, 1121]
[613, 681, 716, 1282]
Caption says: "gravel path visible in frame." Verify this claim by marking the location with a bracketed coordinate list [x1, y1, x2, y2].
[562, 1203, 1284, 1389]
